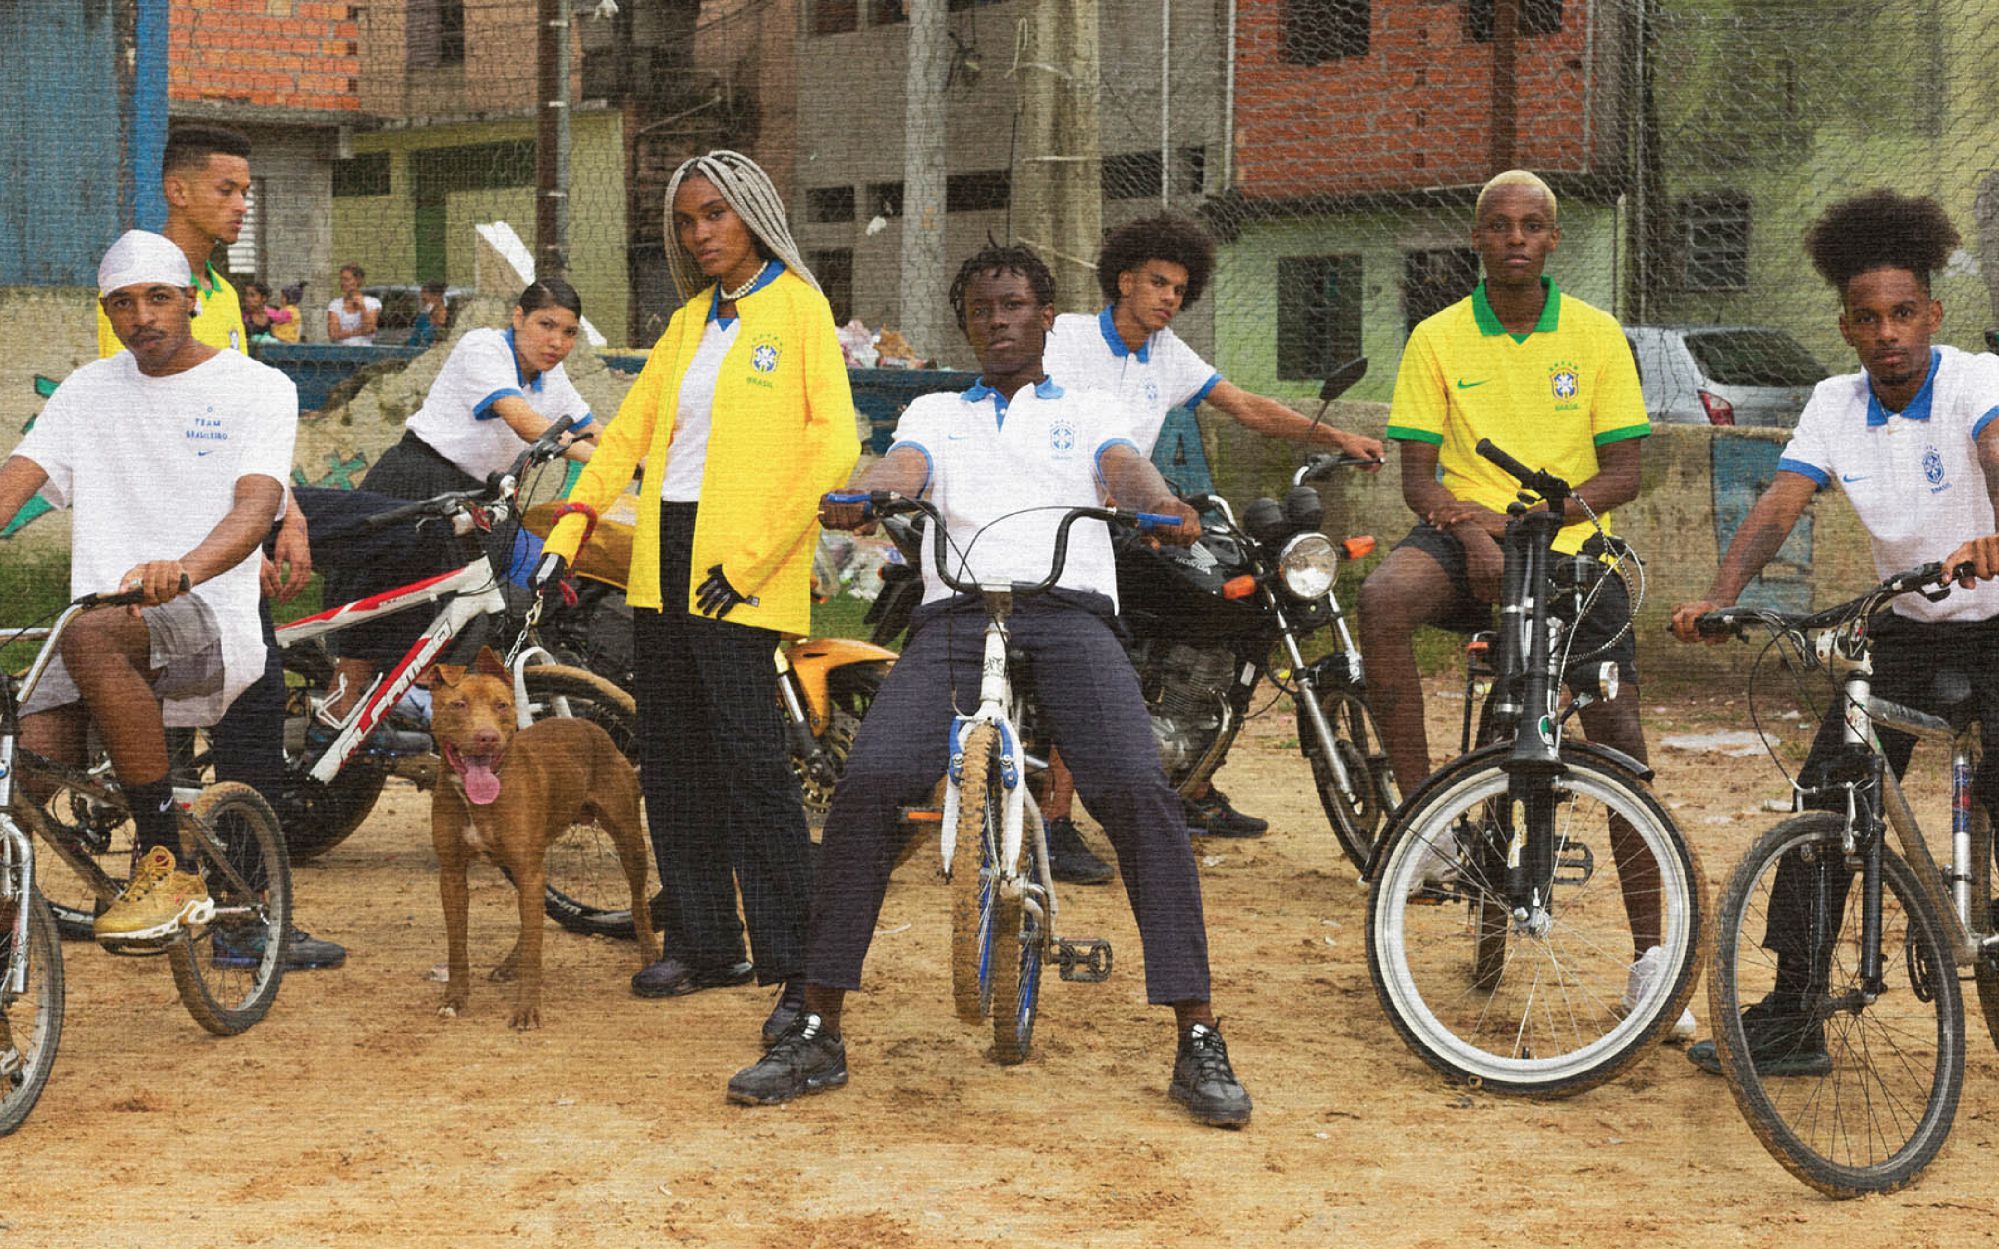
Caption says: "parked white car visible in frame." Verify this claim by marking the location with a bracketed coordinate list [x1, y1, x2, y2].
[1624, 325, 1826, 428]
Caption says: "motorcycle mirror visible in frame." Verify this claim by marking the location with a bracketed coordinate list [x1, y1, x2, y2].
[1318, 358, 1369, 403]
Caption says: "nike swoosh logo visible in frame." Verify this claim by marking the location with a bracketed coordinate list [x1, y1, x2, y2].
[1455, 379, 1490, 390]
[196, 449, 216, 457]
[1840, 472, 1867, 483]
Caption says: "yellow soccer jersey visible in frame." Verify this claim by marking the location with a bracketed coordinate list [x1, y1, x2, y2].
[96, 261, 245, 359]
[1385, 279, 1648, 553]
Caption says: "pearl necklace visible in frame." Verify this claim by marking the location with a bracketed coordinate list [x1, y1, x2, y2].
[720, 263, 767, 303]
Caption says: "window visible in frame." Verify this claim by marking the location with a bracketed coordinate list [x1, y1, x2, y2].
[807, 186, 856, 223]
[333, 152, 390, 198]
[867, 181, 904, 219]
[873, 0, 906, 23]
[811, 249, 855, 325]
[813, 0, 858, 36]
[1277, 255, 1363, 381]
[225, 179, 262, 279]
[1466, 0, 1562, 43]
[946, 170, 1010, 213]
[1402, 248, 1479, 336]
[1177, 146, 1207, 197]
[1102, 152, 1166, 201]
[1680, 192, 1750, 292]
[407, 0, 466, 68]
[1283, 0, 1369, 65]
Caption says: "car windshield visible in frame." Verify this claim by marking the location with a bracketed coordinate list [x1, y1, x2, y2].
[1685, 329, 1825, 387]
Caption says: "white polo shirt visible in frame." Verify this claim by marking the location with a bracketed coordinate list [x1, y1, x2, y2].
[1043, 306, 1222, 456]
[18, 350, 298, 725]
[405, 327, 594, 481]
[1778, 345, 1999, 623]
[890, 378, 1141, 607]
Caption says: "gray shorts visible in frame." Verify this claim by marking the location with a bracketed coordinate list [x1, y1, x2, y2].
[20, 595, 225, 717]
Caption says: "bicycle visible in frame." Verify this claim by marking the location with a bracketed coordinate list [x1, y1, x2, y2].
[831, 489, 1178, 1063]
[1364, 438, 1706, 1095]
[1, 587, 292, 1112]
[1695, 562, 1999, 1197]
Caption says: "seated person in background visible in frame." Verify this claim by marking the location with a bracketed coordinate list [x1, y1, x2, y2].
[326, 263, 381, 345]
[408, 280, 450, 349]
[0, 231, 297, 945]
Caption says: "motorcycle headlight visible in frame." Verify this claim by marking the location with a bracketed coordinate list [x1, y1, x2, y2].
[1277, 532, 1339, 600]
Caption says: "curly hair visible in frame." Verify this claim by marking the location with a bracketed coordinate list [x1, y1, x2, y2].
[1095, 214, 1215, 308]
[948, 240, 1057, 331]
[1804, 190, 1961, 295]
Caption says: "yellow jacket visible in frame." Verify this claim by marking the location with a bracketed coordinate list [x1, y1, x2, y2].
[544, 267, 859, 636]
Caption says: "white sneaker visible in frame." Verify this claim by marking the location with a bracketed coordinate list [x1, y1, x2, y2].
[1622, 945, 1697, 1042]
[1403, 826, 1461, 898]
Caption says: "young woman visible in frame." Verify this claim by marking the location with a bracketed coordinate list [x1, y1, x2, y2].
[326, 264, 382, 345]
[536, 150, 858, 1040]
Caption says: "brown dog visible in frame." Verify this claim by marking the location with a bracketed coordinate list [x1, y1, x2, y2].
[427, 647, 659, 1028]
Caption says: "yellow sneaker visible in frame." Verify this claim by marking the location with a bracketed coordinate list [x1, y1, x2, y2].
[94, 846, 214, 949]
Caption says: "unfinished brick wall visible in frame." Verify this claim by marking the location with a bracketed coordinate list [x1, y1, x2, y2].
[169, 0, 361, 114]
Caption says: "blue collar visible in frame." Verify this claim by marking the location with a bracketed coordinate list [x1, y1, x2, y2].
[501, 327, 546, 392]
[963, 376, 1064, 427]
[1865, 348, 1943, 426]
[708, 259, 784, 323]
[1098, 304, 1151, 362]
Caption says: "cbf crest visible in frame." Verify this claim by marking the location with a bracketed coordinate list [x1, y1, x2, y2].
[1548, 359, 1581, 411]
[1048, 416, 1078, 457]
[1924, 444, 1949, 492]
[750, 333, 782, 374]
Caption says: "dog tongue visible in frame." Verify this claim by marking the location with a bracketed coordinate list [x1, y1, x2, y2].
[461, 761, 502, 806]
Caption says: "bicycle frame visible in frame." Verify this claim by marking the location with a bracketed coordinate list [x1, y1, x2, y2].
[937, 592, 1043, 916]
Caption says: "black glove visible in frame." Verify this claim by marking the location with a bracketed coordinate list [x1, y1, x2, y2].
[695, 564, 756, 618]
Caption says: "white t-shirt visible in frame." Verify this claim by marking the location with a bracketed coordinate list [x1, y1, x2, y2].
[405, 327, 594, 481]
[327, 294, 383, 345]
[889, 379, 1140, 607]
[1778, 345, 1999, 623]
[661, 318, 741, 502]
[1042, 307, 1222, 456]
[18, 350, 298, 725]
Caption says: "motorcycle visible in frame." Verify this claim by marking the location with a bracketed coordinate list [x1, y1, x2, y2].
[864, 360, 1397, 869]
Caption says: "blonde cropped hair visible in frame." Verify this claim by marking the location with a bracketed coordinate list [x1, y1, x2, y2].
[662, 150, 817, 301]
[1475, 169, 1558, 223]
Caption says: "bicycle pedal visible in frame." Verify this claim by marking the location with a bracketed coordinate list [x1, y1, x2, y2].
[1056, 938, 1113, 983]
[95, 935, 175, 958]
[1553, 842, 1595, 886]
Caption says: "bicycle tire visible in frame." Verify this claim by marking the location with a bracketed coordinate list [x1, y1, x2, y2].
[1709, 813, 1964, 1197]
[950, 722, 1001, 1024]
[988, 877, 1045, 1065]
[1969, 802, 1999, 1053]
[515, 666, 653, 939]
[1300, 684, 1396, 871]
[168, 782, 290, 1036]
[1366, 748, 1704, 1095]
[276, 648, 389, 862]
[0, 890, 63, 1137]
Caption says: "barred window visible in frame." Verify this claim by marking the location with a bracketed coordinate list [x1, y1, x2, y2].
[1103, 152, 1165, 201]
[332, 152, 390, 199]
[947, 170, 1010, 213]
[811, 249, 855, 325]
[807, 186, 857, 223]
[1466, 0, 1563, 43]
[408, 0, 466, 69]
[867, 182, 904, 219]
[1681, 193, 1751, 292]
[814, 0, 859, 36]
[1284, 0, 1369, 65]
[1277, 255, 1364, 380]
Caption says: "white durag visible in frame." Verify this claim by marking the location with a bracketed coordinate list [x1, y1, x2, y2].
[661, 150, 818, 302]
[98, 229, 192, 296]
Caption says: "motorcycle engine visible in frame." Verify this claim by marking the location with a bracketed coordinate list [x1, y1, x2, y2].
[1140, 641, 1237, 777]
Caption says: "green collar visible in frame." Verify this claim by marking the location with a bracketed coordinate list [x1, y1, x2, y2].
[1471, 277, 1560, 338]
[195, 262, 225, 298]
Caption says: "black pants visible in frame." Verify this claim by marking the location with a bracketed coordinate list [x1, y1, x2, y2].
[633, 503, 812, 983]
[806, 592, 1212, 1005]
[1764, 613, 1999, 995]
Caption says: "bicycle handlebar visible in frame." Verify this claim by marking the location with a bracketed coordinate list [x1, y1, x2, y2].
[1475, 438, 1573, 502]
[1694, 561, 1956, 642]
[356, 415, 580, 535]
[75, 572, 191, 609]
[1296, 452, 1388, 484]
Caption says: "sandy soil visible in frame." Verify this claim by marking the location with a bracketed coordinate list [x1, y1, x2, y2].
[10, 679, 1999, 1248]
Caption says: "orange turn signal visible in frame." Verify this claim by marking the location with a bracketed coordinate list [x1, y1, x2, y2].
[1222, 575, 1258, 600]
[1465, 638, 1489, 655]
[1342, 535, 1377, 560]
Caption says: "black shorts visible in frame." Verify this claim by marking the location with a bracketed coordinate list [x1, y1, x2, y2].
[1394, 521, 1640, 686]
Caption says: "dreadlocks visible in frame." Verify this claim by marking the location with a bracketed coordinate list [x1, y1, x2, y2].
[1805, 190, 1960, 297]
[662, 150, 817, 300]
[948, 240, 1056, 331]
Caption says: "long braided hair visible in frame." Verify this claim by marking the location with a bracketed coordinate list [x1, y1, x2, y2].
[662, 150, 817, 301]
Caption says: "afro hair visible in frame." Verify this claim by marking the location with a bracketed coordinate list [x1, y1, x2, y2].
[1095, 214, 1216, 309]
[1804, 190, 1961, 295]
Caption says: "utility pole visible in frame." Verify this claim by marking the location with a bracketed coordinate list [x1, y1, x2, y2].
[899, 0, 951, 359]
[1016, 0, 1102, 313]
[1490, 0, 1518, 173]
[536, 0, 571, 277]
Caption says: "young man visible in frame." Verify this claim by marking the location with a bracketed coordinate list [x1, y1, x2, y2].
[1355, 169, 1691, 1038]
[725, 242, 1253, 1128]
[1671, 190, 1999, 1075]
[1033, 214, 1387, 873]
[1, 231, 296, 945]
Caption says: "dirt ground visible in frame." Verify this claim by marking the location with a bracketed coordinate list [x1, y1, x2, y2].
[11, 679, 1999, 1248]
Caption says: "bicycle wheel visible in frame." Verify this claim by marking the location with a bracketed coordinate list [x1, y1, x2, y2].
[1709, 813, 1964, 1197]
[989, 809, 1046, 1065]
[168, 782, 290, 1036]
[1300, 684, 1396, 871]
[1969, 802, 1999, 1053]
[277, 648, 389, 862]
[0, 890, 63, 1136]
[1367, 749, 1704, 1095]
[519, 666, 654, 939]
[950, 722, 1002, 1024]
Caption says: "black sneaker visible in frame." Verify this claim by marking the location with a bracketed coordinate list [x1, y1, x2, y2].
[1187, 789, 1268, 839]
[1046, 817, 1114, 885]
[1687, 998, 1831, 1077]
[760, 979, 808, 1049]
[212, 925, 347, 971]
[1169, 1022, 1253, 1128]
[728, 1013, 848, 1105]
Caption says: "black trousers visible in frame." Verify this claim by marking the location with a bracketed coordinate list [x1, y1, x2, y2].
[1764, 613, 1999, 992]
[632, 503, 812, 983]
[806, 592, 1213, 1005]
